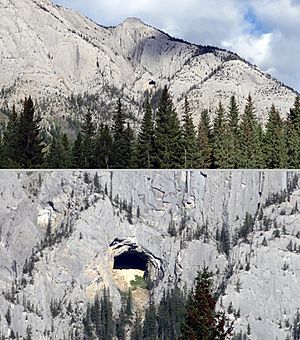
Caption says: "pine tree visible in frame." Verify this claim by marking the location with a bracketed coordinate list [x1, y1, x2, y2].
[180, 267, 233, 340]
[112, 99, 131, 168]
[93, 124, 113, 169]
[100, 288, 113, 340]
[287, 97, 300, 168]
[264, 104, 287, 168]
[157, 285, 186, 339]
[220, 223, 230, 256]
[153, 86, 184, 168]
[83, 303, 93, 337]
[227, 96, 240, 168]
[182, 97, 201, 168]
[26, 325, 32, 340]
[213, 102, 235, 168]
[134, 99, 155, 168]
[213, 102, 226, 142]
[288, 96, 300, 129]
[125, 289, 133, 319]
[3, 105, 20, 167]
[131, 313, 143, 340]
[15, 97, 44, 168]
[45, 132, 72, 168]
[61, 133, 72, 168]
[124, 122, 135, 168]
[293, 309, 300, 340]
[0, 137, 6, 168]
[45, 135, 60, 168]
[82, 109, 96, 168]
[5, 307, 11, 326]
[238, 95, 263, 168]
[228, 96, 239, 138]
[117, 289, 133, 340]
[143, 298, 157, 339]
[197, 109, 213, 168]
[72, 132, 84, 168]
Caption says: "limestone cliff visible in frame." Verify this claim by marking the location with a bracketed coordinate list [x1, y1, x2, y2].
[0, 170, 299, 339]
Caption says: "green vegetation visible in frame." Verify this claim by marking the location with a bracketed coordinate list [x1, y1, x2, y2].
[130, 275, 147, 290]
[82, 267, 233, 339]
[1, 90, 299, 169]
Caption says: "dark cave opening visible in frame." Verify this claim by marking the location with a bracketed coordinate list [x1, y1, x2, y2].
[113, 251, 148, 271]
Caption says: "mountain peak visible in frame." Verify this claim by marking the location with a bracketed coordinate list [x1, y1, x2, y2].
[120, 17, 147, 27]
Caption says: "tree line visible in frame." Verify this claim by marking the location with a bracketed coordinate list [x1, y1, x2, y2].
[0, 89, 300, 168]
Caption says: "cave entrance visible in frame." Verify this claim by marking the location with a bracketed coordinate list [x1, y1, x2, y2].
[113, 251, 148, 272]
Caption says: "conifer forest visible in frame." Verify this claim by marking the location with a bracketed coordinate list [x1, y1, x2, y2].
[1, 86, 300, 169]
[81, 267, 234, 340]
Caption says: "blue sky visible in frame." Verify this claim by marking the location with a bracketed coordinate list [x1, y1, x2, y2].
[55, 0, 300, 92]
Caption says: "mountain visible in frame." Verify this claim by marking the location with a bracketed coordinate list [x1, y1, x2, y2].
[0, 0, 298, 126]
[0, 170, 299, 339]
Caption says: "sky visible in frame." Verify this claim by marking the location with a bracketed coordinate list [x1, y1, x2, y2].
[55, 0, 300, 92]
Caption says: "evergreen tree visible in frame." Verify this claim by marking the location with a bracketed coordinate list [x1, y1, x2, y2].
[180, 267, 233, 340]
[134, 99, 155, 168]
[82, 109, 96, 168]
[25, 325, 32, 340]
[5, 307, 11, 326]
[182, 97, 201, 168]
[0, 136, 7, 168]
[213, 102, 235, 168]
[72, 132, 84, 168]
[237, 212, 254, 243]
[93, 124, 113, 169]
[61, 133, 72, 168]
[157, 285, 186, 339]
[153, 86, 184, 168]
[197, 109, 213, 168]
[2, 105, 19, 167]
[124, 122, 135, 168]
[293, 309, 300, 340]
[227, 96, 240, 168]
[264, 104, 287, 168]
[100, 288, 113, 340]
[125, 289, 133, 319]
[112, 99, 131, 168]
[143, 298, 157, 339]
[288, 96, 300, 129]
[287, 97, 300, 168]
[116, 289, 133, 340]
[45, 132, 72, 168]
[131, 313, 143, 340]
[213, 102, 226, 142]
[219, 223, 230, 256]
[45, 135, 62, 168]
[83, 303, 93, 337]
[238, 95, 263, 168]
[227, 96, 240, 138]
[15, 97, 44, 168]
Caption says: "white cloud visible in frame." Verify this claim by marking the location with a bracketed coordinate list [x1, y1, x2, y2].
[55, 0, 300, 92]
[222, 33, 272, 66]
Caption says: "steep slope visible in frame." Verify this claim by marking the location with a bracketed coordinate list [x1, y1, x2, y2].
[0, 0, 297, 125]
[0, 170, 299, 339]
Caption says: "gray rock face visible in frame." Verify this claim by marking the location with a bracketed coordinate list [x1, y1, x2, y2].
[0, 170, 299, 339]
[0, 0, 297, 125]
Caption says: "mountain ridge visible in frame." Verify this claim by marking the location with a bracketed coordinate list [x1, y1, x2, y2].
[0, 0, 298, 126]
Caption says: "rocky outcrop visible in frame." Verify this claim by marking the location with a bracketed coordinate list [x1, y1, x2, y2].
[0, 170, 299, 339]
